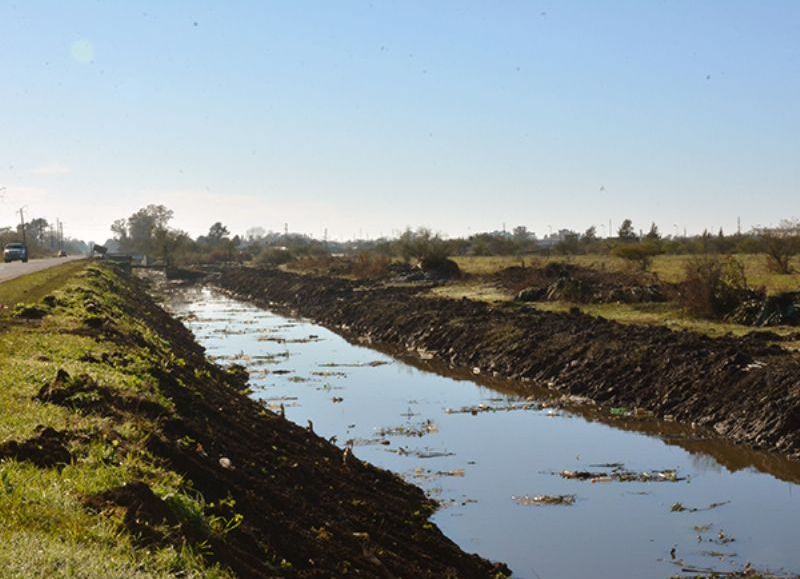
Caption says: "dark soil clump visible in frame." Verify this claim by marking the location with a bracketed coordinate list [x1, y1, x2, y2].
[0, 426, 72, 469]
[84, 481, 181, 546]
[36, 369, 168, 420]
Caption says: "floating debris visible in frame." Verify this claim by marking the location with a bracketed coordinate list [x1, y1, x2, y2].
[257, 335, 323, 344]
[512, 494, 576, 506]
[558, 465, 684, 483]
[412, 467, 465, 480]
[389, 446, 455, 459]
[446, 401, 540, 415]
[376, 419, 438, 438]
[671, 500, 731, 513]
[311, 370, 348, 378]
[318, 360, 389, 368]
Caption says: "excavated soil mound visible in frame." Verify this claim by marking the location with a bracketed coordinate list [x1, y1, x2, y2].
[495, 263, 667, 304]
[84, 481, 182, 546]
[0, 426, 72, 469]
[36, 369, 168, 420]
[216, 267, 800, 460]
[80, 268, 507, 578]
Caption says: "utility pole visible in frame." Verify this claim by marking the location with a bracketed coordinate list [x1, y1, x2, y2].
[18, 207, 27, 247]
[737, 216, 741, 235]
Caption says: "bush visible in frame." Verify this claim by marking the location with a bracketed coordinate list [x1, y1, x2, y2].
[757, 226, 800, 274]
[396, 228, 449, 264]
[254, 247, 294, 267]
[611, 240, 662, 271]
[679, 256, 752, 319]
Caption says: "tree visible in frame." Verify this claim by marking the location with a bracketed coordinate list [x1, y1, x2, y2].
[756, 220, 800, 274]
[645, 222, 660, 240]
[583, 226, 597, 242]
[127, 205, 174, 254]
[246, 226, 266, 242]
[617, 219, 637, 241]
[206, 222, 230, 246]
[110, 219, 129, 245]
[612, 239, 662, 271]
[28, 217, 49, 245]
[554, 230, 580, 255]
[110, 205, 174, 256]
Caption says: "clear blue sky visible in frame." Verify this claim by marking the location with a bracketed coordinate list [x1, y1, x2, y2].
[1, 1, 798, 242]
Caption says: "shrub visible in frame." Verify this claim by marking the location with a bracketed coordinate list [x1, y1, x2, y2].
[756, 225, 800, 274]
[350, 252, 391, 279]
[611, 240, 662, 271]
[679, 255, 752, 319]
[254, 247, 294, 267]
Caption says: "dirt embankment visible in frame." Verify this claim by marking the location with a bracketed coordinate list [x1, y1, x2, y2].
[10, 266, 508, 578]
[214, 267, 800, 460]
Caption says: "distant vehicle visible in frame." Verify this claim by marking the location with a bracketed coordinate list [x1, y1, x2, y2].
[3, 242, 28, 263]
[57, 250, 67, 257]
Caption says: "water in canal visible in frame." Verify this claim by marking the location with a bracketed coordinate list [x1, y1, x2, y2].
[164, 285, 800, 579]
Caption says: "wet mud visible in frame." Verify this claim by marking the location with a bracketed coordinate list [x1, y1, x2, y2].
[214, 267, 800, 460]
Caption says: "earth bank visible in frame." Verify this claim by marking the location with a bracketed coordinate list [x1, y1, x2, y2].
[0, 263, 508, 578]
[213, 267, 800, 460]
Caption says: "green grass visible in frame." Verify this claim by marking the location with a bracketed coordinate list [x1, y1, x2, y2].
[0, 260, 88, 317]
[0, 263, 233, 578]
[453, 253, 800, 295]
[440, 255, 800, 345]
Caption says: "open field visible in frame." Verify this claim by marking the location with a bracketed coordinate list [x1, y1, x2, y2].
[453, 253, 800, 294]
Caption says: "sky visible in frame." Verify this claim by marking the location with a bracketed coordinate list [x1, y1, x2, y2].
[1, 1, 798, 243]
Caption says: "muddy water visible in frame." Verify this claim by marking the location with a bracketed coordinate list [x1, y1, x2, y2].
[165, 286, 800, 579]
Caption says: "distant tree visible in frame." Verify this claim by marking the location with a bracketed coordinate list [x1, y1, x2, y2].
[512, 225, 529, 240]
[397, 227, 449, 263]
[617, 219, 637, 241]
[612, 239, 662, 271]
[206, 222, 230, 246]
[28, 217, 49, 245]
[126, 205, 174, 254]
[645, 222, 660, 240]
[109, 204, 174, 256]
[756, 220, 800, 274]
[583, 226, 597, 242]
[110, 219, 129, 245]
[554, 231, 580, 255]
[246, 226, 266, 242]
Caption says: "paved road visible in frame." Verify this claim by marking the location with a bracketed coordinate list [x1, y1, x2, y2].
[0, 256, 85, 284]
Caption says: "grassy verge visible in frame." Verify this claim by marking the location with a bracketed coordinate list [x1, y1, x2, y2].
[0, 262, 231, 577]
[0, 260, 89, 317]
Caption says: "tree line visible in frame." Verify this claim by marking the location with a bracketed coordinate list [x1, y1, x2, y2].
[104, 206, 800, 275]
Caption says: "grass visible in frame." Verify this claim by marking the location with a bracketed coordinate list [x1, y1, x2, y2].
[439, 254, 800, 346]
[453, 253, 800, 295]
[0, 260, 89, 318]
[0, 262, 233, 578]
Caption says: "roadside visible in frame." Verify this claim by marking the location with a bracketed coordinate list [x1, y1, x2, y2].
[0, 255, 85, 285]
[0, 263, 507, 577]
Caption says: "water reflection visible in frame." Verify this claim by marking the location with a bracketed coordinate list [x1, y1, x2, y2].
[162, 285, 800, 579]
